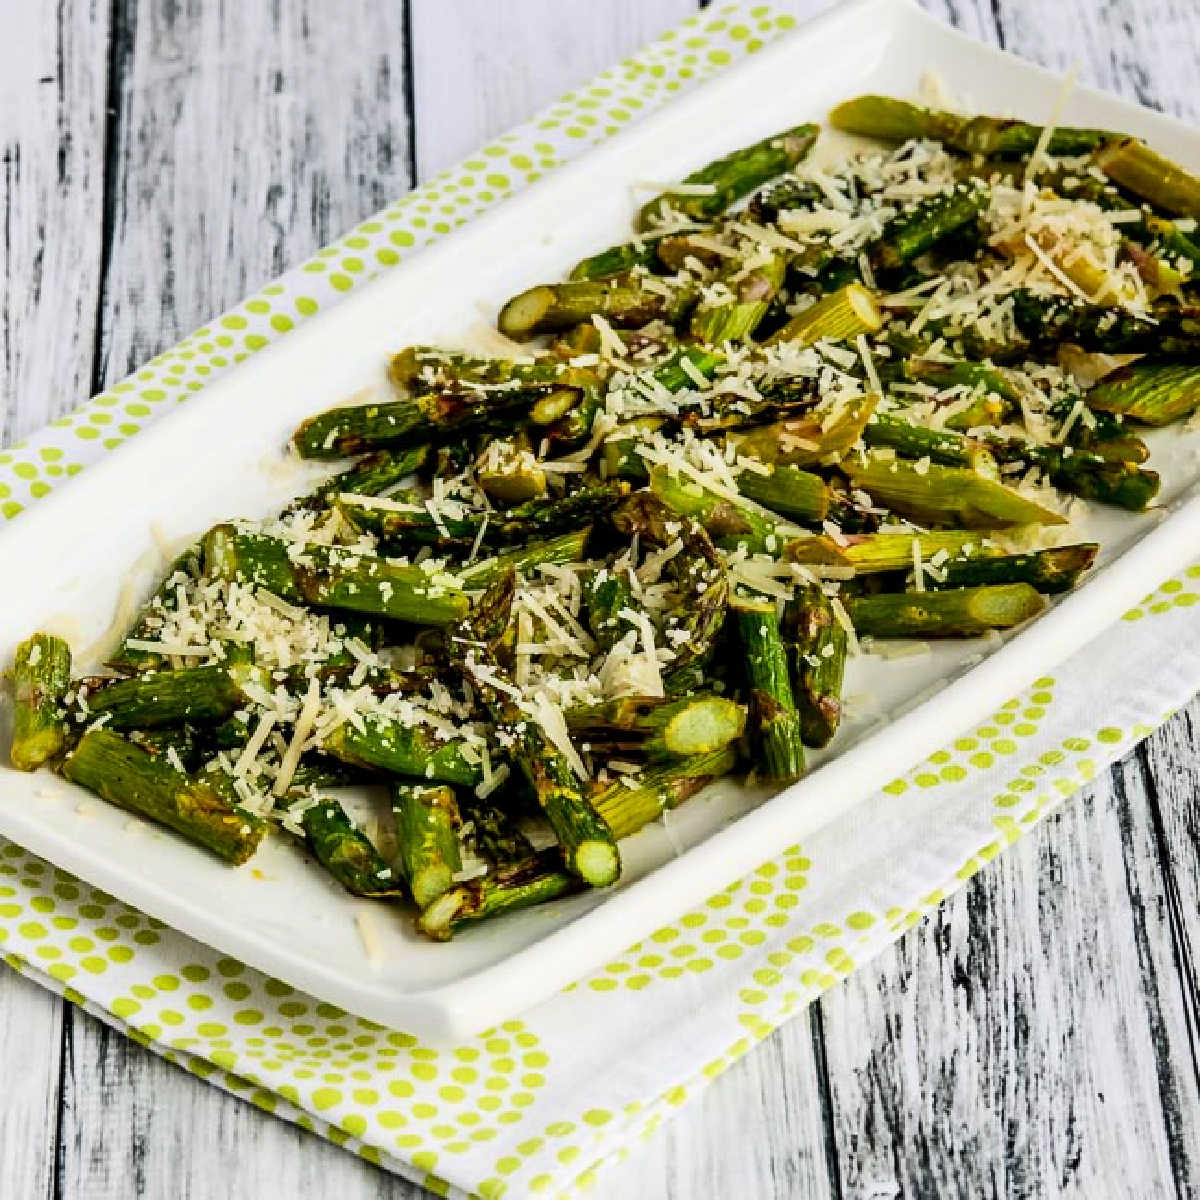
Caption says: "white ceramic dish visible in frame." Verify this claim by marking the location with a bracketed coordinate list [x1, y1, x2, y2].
[2, 0, 1198, 1040]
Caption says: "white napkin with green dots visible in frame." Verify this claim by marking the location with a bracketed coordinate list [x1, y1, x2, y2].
[2, 6, 1198, 1197]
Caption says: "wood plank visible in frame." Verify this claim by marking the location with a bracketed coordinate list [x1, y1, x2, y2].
[1136, 703, 1200, 1097]
[408, 0, 697, 179]
[92, 0, 414, 380]
[0, 2, 110, 1197]
[819, 766, 1200, 1196]
[57, 2, 418, 1197]
[58, 1015, 427, 1200]
[598, 1012, 838, 1199]
[0, 0, 109, 439]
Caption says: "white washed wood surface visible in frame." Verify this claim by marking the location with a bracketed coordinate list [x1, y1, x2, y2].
[1, 1, 1198, 1196]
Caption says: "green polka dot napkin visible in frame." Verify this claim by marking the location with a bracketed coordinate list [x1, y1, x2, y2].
[2, 6, 1199, 1197]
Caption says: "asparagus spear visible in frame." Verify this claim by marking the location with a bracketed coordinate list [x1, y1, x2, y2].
[9, 634, 73, 771]
[927, 544, 1098, 593]
[736, 465, 831, 524]
[301, 798, 405, 897]
[582, 567, 637, 651]
[844, 456, 1068, 528]
[689, 251, 786, 344]
[610, 493, 730, 678]
[897, 357, 1020, 429]
[592, 746, 739, 839]
[565, 694, 746, 759]
[389, 346, 593, 394]
[786, 529, 995, 574]
[847, 583, 1046, 638]
[84, 663, 267, 730]
[287, 446, 431, 513]
[293, 387, 556, 459]
[747, 177, 824, 223]
[130, 725, 203, 772]
[61, 729, 266, 865]
[108, 543, 203, 671]
[649, 464, 798, 555]
[1085, 362, 1200, 425]
[985, 439, 1162, 512]
[458, 528, 592, 589]
[636, 123, 819, 231]
[1011, 290, 1200, 355]
[322, 715, 484, 788]
[459, 797, 534, 867]
[728, 394, 878, 467]
[783, 586, 847, 748]
[765, 284, 882, 347]
[452, 573, 620, 887]
[732, 596, 805, 783]
[202, 526, 469, 626]
[864, 413, 999, 472]
[1096, 137, 1200, 219]
[829, 95, 1110, 158]
[871, 183, 988, 271]
[391, 782, 463, 909]
[497, 275, 695, 341]
[417, 848, 583, 941]
[569, 237, 666, 281]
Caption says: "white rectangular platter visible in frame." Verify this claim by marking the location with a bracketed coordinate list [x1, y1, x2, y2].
[2, 0, 1199, 1041]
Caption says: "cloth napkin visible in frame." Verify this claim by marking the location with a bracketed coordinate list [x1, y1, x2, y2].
[1, 5, 1197, 1197]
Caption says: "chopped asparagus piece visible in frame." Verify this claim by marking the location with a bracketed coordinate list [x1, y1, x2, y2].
[302, 798, 404, 897]
[202, 526, 469, 626]
[391, 782, 463, 910]
[109, 543, 203, 671]
[690, 251, 786, 344]
[417, 849, 583, 941]
[844, 456, 1068, 528]
[452, 574, 620, 887]
[864, 413, 999, 472]
[582, 567, 637, 652]
[497, 276, 695, 340]
[732, 597, 804, 783]
[569, 237, 665, 281]
[829, 95, 1110, 158]
[637, 123, 818, 231]
[872, 182, 988, 271]
[1096, 137, 1200, 219]
[765, 284, 882, 347]
[288, 446, 431, 513]
[565, 694, 746, 759]
[294, 389, 544, 459]
[61, 730, 265, 865]
[649, 464, 799, 555]
[728, 394, 878, 467]
[85, 663, 266, 730]
[736, 465, 831, 524]
[459, 797, 534, 867]
[322, 715, 484, 788]
[927, 545, 1098, 593]
[593, 747, 739, 840]
[783, 587, 847, 749]
[786, 530, 995, 574]
[1085, 362, 1200, 426]
[10, 633, 72, 771]
[846, 583, 1046, 638]
[459, 529, 592, 588]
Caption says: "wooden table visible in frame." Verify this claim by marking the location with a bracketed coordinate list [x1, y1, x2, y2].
[2, 1, 1198, 1195]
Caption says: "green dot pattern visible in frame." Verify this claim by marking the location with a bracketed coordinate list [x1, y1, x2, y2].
[0, 5, 1197, 1198]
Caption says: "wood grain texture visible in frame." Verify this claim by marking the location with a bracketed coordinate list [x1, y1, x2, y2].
[0, 0, 109, 441]
[408, 0, 698, 179]
[819, 766, 1200, 1198]
[0, 0, 1198, 1198]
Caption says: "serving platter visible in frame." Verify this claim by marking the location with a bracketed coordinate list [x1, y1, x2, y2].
[1, 0, 1198, 1040]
